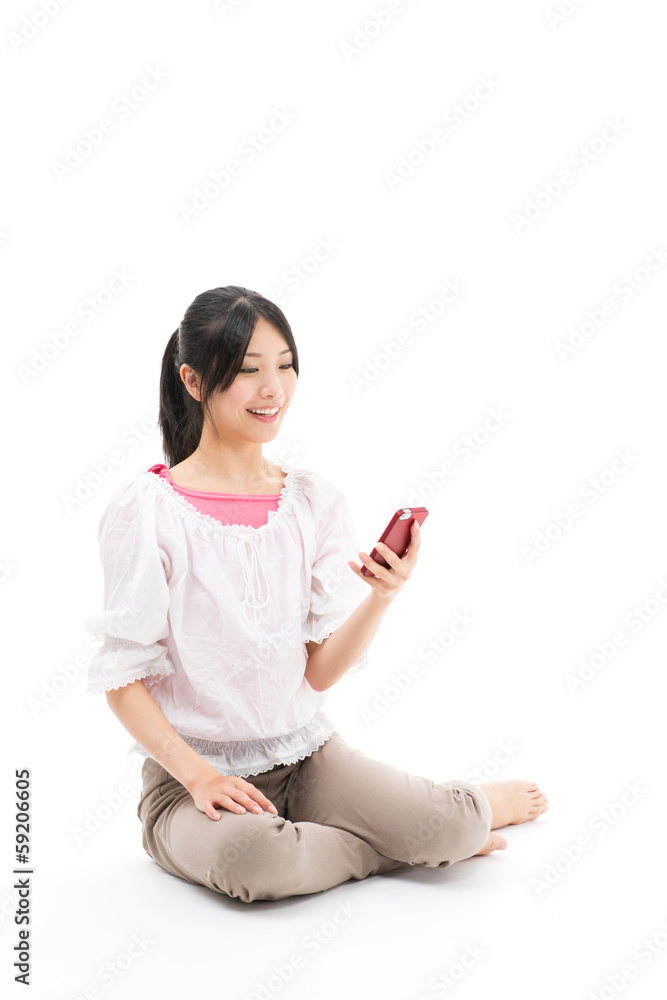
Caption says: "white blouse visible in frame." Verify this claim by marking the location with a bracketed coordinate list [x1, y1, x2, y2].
[83, 463, 370, 777]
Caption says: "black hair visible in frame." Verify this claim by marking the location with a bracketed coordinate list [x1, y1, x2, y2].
[158, 285, 299, 467]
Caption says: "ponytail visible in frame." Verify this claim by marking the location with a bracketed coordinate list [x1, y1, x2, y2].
[157, 328, 203, 467]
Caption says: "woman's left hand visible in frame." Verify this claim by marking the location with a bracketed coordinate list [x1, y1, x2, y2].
[347, 520, 421, 601]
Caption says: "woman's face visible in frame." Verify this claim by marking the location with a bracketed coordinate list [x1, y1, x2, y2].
[190, 317, 298, 443]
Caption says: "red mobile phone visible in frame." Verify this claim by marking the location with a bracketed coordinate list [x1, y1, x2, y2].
[361, 507, 429, 577]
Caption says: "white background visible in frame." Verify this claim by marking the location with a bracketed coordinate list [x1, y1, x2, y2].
[2, 1, 667, 998]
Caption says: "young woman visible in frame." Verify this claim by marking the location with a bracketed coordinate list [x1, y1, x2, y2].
[84, 285, 548, 904]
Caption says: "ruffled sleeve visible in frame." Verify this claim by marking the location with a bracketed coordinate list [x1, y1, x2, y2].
[302, 477, 370, 676]
[83, 476, 176, 694]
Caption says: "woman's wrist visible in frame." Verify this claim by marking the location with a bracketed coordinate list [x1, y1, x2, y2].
[176, 756, 221, 795]
[152, 737, 220, 793]
[367, 587, 396, 605]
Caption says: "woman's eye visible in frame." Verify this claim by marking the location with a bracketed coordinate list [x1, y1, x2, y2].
[240, 364, 295, 373]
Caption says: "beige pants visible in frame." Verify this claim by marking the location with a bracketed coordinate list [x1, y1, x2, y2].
[137, 730, 492, 903]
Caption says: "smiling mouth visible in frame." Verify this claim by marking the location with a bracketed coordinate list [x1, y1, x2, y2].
[246, 406, 282, 422]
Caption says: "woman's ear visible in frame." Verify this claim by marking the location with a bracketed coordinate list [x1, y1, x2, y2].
[180, 364, 201, 402]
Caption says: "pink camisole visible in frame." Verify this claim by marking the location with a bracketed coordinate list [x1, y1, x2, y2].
[147, 464, 281, 528]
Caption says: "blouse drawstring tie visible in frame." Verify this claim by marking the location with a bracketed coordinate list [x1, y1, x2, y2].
[236, 534, 271, 647]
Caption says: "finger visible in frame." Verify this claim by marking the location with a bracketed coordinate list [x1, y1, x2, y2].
[227, 795, 245, 813]
[348, 560, 375, 581]
[373, 544, 413, 583]
[236, 790, 277, 815]
[348, 558, 388, 586]
[402, 524, 421, 561]
[238, 780, 279, 814]
[214, 793, 247, 815]
[374, 541, 399, 565]
[200, 796, 233, 819]
[358, 550, 390, 577]
[239, 793, 267, 814]
[249, 789, 279, 813]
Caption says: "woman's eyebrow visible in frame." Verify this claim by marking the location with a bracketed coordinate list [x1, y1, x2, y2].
[244, 348, 293, 357]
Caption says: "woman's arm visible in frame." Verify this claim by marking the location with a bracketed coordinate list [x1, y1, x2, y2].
[106, 679, 218, 791]
[305, 519, 421, 691]
[304, 590, 394, 691]
[105, 679, 278, 819]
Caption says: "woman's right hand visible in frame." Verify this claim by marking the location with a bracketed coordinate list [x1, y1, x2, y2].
[188, 772, 279, 820]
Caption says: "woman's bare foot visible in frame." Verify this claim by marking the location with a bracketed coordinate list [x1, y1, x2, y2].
[473, 831, 508, 856]
[480, 779, 549, 829]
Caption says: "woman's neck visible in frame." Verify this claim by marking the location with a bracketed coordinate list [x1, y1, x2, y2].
[170, 448, 282, 493]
